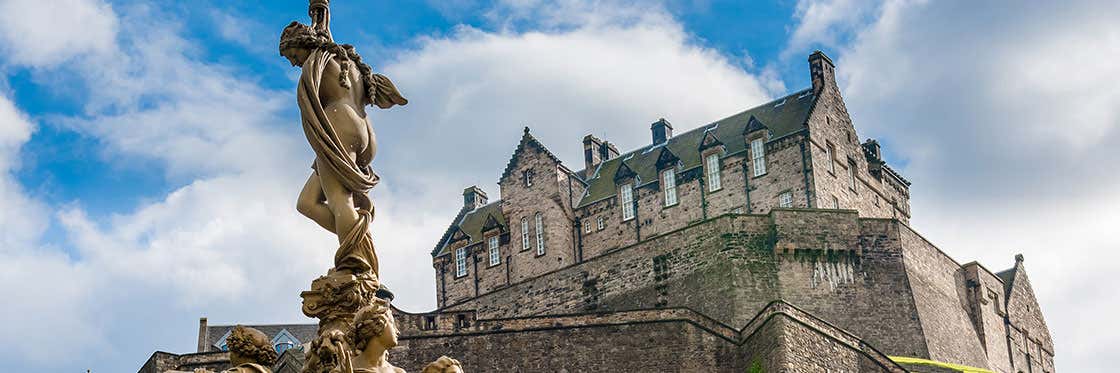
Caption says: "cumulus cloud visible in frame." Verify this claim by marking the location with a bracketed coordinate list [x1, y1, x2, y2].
[786, 0, 1120, 370]
[0, 1, 783, 371]
[0, 0, 118, 67]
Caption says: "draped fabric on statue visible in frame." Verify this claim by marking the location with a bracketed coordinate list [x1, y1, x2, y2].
[298, 48, 379, 275]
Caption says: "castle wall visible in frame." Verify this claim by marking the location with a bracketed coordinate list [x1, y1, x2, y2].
[498, 141, 577, 283]
[963, 263, 1013, 373]
[746, 135, 813, 214]
[394, 320, 741, 373]
[898, 225, 992, 368]
[1005, 263, 1055, 373]
[441, 210, 946, 360]
[804, 71, 910, 222]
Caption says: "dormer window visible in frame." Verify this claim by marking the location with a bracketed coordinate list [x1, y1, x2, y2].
[705, 153, 721, 191]
[750, 138, 767, 176]
[455, 247, 467, 277]
[662, 169, 677, 207]
[488, 236, 500, 266]
[620, 183, 635, 221]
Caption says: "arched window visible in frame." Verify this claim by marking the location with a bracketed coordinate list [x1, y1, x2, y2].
[521, 217, 530, 251]
[534, 212, 545, 255]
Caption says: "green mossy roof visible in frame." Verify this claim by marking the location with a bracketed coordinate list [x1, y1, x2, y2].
[577, 88, 816, 208]
[433, 201, 506, 257]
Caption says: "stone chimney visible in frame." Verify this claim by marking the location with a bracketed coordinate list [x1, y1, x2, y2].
[463, 186, 488, 209]
[197, 317, 208, 353]
[809, 50, 836, 95]
[651, 118, 673, 144]
[600, 141, 619, 161]
[583, 134, 604, 173]
[863, 139, 884, 179]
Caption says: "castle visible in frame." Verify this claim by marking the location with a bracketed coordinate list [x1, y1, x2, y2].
[140, 52, 1055, 373]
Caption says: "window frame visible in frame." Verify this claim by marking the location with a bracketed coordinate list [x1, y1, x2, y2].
[521, 217, 530, 251]
[779, 191, 793, 208]
[487, 235, 500, 266]
[597, 216, 605, 230]
[750, 138, 767, 176]
[705, 153, 722, 191]
[455, 246, 467, 278]
[534, 212, 545, 256]
[662, 169, 678, 207]
[620, 183, 635, 221]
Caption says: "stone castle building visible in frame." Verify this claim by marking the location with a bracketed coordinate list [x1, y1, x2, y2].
[141, 52, 1055, 373]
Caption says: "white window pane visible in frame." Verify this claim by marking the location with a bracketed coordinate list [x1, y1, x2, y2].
[455, 247, 467, 277]
[488, 236, 500, 265]
[521, 218, 529, 250]
[779, 192, 792, 208]
[535, 213, 544, 255]
[751, 139, 766, 176]
[706, 154, 721, 191]
[621, 184, 635, 221]
[663, 170, 677, 206]
[597, 217, 604, 230]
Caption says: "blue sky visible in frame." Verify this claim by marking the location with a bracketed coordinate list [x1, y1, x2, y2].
[0, 0, 1117, 372]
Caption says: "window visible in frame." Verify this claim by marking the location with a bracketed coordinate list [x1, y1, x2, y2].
[705, 153, 721, 191]
[662, 170, 677, 206]
[779, 192, 793, 208]
[750, 138, 766, 176]
[620, 184, 635, 221]
[832, 195, 840, 209]
[455, 247, 467, 277]
[584, 220, 592, 234]
[847, 160, 857, 190]
[825, 142, 836, 174]
[597, 216, 605, 230]
[488, 236, 500, 266]
[521, 217, 530, 251]
[534, 213, 545, 255]
[522, 169, 533, 187]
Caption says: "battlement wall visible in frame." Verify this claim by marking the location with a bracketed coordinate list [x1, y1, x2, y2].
[438, 209, 943, 361]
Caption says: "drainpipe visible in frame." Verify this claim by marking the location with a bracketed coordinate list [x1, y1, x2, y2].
[632, 185, 641, 243]
[799, 140, 814, 207]
[699, 175, 708, 220]
[471, 247, 480, 297]
[742, 156, 752, 213]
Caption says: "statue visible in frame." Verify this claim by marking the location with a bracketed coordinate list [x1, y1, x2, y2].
[280, 5, 407, 276]
[335, 299, 405, 373]
[421, 357, 464, 373]
[224, 326, 278, 373]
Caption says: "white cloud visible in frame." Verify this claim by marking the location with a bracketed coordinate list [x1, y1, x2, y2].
[792, 0, 1120, 370]
[0, 0, 118, 67]
[783, 0, 877, 59]
[0, 1, 781, 371]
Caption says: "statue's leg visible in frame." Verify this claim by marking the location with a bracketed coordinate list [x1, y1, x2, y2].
[315, 157, 361, 242]
[297, 171, 336, 234]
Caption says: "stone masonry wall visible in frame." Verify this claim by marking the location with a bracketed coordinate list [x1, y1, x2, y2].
[898, 225, 992, 368]
[498, 141, 576, 283]
[963, 262, 1013, 373]
[804, 67, 911, 222]
[442, 210, 940, 360]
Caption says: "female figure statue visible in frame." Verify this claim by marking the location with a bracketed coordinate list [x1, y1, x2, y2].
[338, 299, 405, 373]
[279, 21, 406, 275]
[224, 325, 278, 373]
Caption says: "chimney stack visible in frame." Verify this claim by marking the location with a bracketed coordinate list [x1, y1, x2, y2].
[600, 141, 619, 161]
[651, 118, 673, 145]
[583, 134, 604, 173]
[463, 186, 488, 209]
[197, 317, 208, 352]
[808, 50, 836, 95]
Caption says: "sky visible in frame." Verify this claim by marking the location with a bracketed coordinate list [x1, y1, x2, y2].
[0, 0, 1116, 371]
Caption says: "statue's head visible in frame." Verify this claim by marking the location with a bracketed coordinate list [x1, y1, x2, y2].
[279, 21, 323, 67]
[422, 356, 464, 373]
[226, 325, 278, 367]
[349, 298, 399, 351]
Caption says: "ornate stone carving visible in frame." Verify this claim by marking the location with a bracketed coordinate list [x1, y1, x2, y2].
[224, 326, 277, 373]
[421, 356, 464, 373]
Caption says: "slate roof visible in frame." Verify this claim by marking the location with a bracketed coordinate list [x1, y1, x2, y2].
[431, 201, 507, 257]
[205, 323, 318, 351]
[576, 88, 817, 208]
